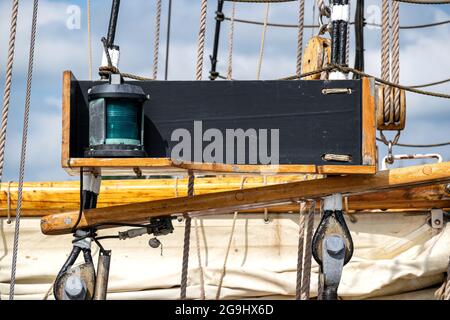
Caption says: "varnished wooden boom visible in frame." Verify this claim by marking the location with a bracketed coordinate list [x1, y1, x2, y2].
[2, 177, 449, 217]
[41, 162, 450, 235]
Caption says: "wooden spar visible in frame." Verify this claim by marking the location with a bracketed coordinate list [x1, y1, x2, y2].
[40, 162, 450, 235]
[1, 177, 449, 217]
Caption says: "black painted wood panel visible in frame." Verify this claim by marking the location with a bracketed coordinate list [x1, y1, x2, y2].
[70, 80, 362, 165]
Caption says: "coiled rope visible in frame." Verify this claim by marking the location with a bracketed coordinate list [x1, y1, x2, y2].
[9, 0, 39, 300]
[153, 0, 162, 79]
[0, 0, 20, 186]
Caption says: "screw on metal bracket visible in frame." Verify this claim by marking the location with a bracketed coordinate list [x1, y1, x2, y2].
[431, 209, 444, 229]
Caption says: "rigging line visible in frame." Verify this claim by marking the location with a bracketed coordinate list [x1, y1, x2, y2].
[335, 64, 450, 99]
[9, 0, 39, 300]
[153, 0, 162, 79]
[256, 3, 270, 80]
[408, 77, 450, 88]
[295, 201, 306, 300]
[226, 1, 236, 80]
[164, 0, 172, 80]
[215, 176, 245, 300]
[0, 0, 20, 186]
[392, 0, 401, 123]
[281, 64, 450, 99]
[196, 0, 209, 80]
[87, 0, 93, 80]
[180, 172, 195, 300]
[301, 200, 315, 300]
[194, 217, 206, 300]
[376, 137, 450, 147]
[296, 0, 305, 77]
[393, 0, 450, 4]
[223, 16, 450, 30]
[381, 0, 391, 124]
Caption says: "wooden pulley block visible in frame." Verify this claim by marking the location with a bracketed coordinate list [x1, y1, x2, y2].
[376, 85, 406, 130]
[301, 36, 331, 80]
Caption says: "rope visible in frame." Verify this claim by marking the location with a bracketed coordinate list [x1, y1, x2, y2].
[9, 0, 39, 300]
[300, 200, 315, 300]
[6, 181, 13, 224]
[180, 172, 195, 300]
[316, 0, 330, 18]
[215, 176, 246, 300]
[194, 217, 206, 299]
[0, 0, 20, 186]
[346, 11, 350, 67]
[164, 0, 172, 80]
[153, 0, 162, 79]
[196, 0, 208, 80]
[391, 0, 401, 122]
[226, 2, 236, 80]
[393, 0, 450, 3]
[98, 66, 154, 81]
[256, 3, 270, 80]
[87, 0, 92, 80]
[381, 0, 391, 124]
[296, 0, 305, 77]
[223, 16, 450, 30]
[335, 64, 450, 99]
[409, 77, 450, 88]
[263, 176, 269, 222]
[295, 202, 306, 300]
[435, 257, 450, 300]
[376, 137, 450, 147]
[224, 0, 295, 2]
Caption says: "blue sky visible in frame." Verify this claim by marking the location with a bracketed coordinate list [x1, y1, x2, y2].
[0, 0, 449, 181]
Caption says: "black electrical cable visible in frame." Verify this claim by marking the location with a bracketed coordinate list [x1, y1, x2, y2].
[164, 0, 172, 80]
[353, 0, 364, 78]
[209, 0, 225, 80]
[95, 235, 120, 241]
[71, 167, 84, 233]
[107, 0, 121, 47]
[93, 222, 150, 228]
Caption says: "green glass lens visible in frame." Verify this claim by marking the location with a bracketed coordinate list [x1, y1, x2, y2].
[105, 100, 140, 145]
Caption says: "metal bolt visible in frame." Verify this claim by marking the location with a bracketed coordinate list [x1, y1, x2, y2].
[149, 237, 161, 248]
[64, 275, 86, 300]
[434, 219, 441, 226]
[325, 235, 345, 256]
